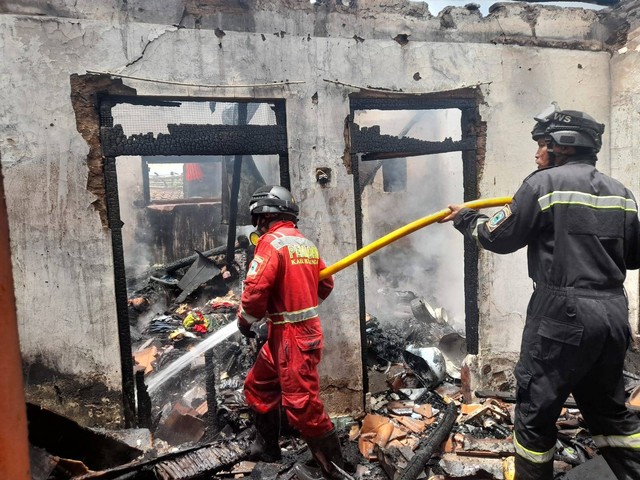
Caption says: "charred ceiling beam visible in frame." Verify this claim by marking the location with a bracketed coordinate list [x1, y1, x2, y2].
[350, 97, 476, 111]
[99, 96, 287, 157]
[351, 125, 475, 160]
[101, 124, 288, 157]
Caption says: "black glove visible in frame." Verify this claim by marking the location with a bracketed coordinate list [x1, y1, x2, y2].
[255, 321, 268, 345]
[237, 319, 256, 339]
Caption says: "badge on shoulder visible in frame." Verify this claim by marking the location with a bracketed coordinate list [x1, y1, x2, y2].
[247, 255, 264, 277]
[486, 205, 512, 232]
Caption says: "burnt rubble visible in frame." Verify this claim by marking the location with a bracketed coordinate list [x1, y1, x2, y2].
[28, 251, 640, 479]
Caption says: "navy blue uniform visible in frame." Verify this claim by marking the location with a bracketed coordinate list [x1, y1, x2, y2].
[454, 154, 640, 479]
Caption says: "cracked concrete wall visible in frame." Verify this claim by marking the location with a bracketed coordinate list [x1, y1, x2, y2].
[0, 1, 621, 421]
[0, 16, 181, 423]
[1, 0, 616, 47]
[611, 0, 640, 338]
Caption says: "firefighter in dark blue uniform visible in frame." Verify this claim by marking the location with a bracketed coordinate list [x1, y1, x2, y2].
[442, 108, 640, 479]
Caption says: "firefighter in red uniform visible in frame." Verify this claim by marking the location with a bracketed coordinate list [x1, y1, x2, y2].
[237, 185, 346, 480]
[441, 108, 640, 479]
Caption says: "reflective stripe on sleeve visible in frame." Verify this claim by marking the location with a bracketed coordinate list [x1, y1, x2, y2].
[513, 432, 556, 464]
[239, 308, 261, 325]
[592, 432, 640, 449]
[472, 218, 489, 245]
[269, 306, 319, 325]
[538, 191, 638, 213]
[270, 235, 316, 251]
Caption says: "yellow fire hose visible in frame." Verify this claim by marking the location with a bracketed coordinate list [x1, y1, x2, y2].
[319, 196, 513, 281]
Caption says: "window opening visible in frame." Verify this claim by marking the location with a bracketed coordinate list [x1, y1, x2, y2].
[104, 98, 287, 275]
[145, 157, 224, 204]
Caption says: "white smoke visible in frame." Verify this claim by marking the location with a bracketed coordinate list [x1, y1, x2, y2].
[356, 109, 466, 330]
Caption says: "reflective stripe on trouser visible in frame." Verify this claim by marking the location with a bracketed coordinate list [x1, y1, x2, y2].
[514, 286, 640, 477]
[514, 452, 554, 480]
[243, 317, 333, 439]
[593, 432, 640, 449]
[513, 432, 555, 463]
[591, 431, 640, 479]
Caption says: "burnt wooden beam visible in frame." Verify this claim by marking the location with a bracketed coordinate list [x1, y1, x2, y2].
[352, 153, 369, 404]
[225, 103, 247, 269]
[461, 107, 480, 355]
[101, 124, 288, 157]
[135, 370, 152, 429]
[396, 402, 458, 480]
[75, 438, 251, 479]
[104, 156, 136, 428]
[350, 97, 476, 111]
[351, 125, 475, 158]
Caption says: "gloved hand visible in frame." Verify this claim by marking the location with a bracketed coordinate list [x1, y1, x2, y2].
[237, 319, 256, 339]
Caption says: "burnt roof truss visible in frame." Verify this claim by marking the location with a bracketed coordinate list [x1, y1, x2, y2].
[99, 96, 288, 157]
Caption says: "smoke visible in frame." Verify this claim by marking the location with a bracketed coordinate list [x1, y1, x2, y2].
[356, 110, 466, 331]
[116, 156, 156, 280]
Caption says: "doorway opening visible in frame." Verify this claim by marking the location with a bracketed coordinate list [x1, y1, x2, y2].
[99, 95, 289, 427]
[348, 94, 481, 396]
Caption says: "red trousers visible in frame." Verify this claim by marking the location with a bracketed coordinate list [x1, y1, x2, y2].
[243, 318, 334, 439]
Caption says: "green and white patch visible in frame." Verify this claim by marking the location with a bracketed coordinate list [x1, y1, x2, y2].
[487, 205, 512, 232]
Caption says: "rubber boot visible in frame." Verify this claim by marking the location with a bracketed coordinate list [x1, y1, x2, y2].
[248, 409, 282, 463]
[294, 429, 345, 480]
[514, 453, 553, 480]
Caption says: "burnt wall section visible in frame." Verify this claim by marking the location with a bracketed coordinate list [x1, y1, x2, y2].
[1, 0, 621, 50]
[70, 74, 136, 227]
[23, 358, 123, 428]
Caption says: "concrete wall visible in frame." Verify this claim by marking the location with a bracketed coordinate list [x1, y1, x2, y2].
[610, 1, 640, 337]
[0, 0, 623, 423]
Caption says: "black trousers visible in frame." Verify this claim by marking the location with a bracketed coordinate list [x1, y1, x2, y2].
[514, 285, 640, 480]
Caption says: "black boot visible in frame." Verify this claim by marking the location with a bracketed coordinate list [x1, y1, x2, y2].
[294, 429, 345, 480]
[249, 409, 282, 463]
[514, 453, 553, 480]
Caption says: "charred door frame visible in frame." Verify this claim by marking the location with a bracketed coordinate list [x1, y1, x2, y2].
[348, 95, 482, 394]
[99, 95, 289, 426]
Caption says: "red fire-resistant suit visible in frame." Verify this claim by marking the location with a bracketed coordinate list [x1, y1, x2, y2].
[238, 220, 335, 439]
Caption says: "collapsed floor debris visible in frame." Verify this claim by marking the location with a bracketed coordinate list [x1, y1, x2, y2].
[26, 241, 640, 479]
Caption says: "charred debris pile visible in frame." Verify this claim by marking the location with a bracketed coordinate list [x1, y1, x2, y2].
[28, 242, 640, 480]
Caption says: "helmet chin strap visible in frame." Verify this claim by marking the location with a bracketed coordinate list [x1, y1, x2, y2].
[256, 214, 277, 235]
[545, 138, 557, 166]
[548, 151, 557, 167]
[546, 140, 576, 166]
